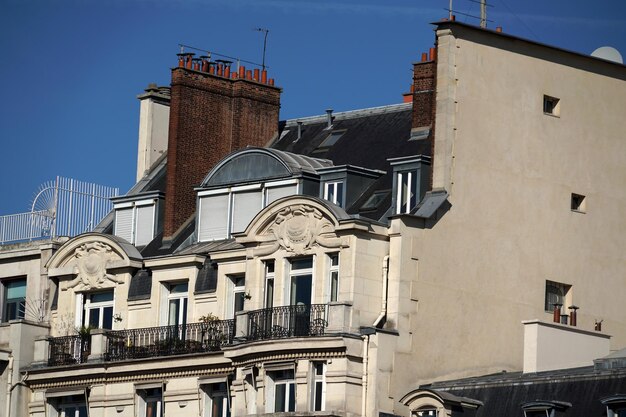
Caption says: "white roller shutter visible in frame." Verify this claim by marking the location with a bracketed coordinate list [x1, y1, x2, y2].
[265, 185, 298, 205]
[198, 194, 230, 241]
[232, 191, 263, 233]
[114, 207, 134, 243]
[134, 204, 155, 246]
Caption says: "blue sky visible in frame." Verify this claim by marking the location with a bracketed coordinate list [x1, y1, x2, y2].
[1, 0, 625, 215]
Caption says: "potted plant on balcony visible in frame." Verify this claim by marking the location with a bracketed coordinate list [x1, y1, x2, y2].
[199, 313, 224, 350]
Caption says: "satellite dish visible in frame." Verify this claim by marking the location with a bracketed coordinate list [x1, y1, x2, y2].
[591, 46, 624, 64]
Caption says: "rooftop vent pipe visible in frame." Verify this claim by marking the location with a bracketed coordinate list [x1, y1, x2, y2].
[326, 109, 333, 129]
[297, 121, 303, 139]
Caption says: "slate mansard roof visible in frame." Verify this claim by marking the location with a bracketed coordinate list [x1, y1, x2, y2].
[100, 100, 431, 256]
[417, 352, 626, 416]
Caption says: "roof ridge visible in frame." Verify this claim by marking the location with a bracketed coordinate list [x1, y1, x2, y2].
[284, 102, 412, 127]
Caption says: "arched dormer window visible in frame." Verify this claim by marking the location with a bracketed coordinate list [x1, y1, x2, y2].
[196, 148, 332, 242]
[522, 400, 571, 417]
[601, 395, 626, 417]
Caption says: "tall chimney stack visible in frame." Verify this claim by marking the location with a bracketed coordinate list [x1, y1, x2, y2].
[411, 49, 437, 130]
[163, 55, 281, 242]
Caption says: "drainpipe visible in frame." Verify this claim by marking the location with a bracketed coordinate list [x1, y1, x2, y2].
[373, 256, 390, 328]
[361, 334, 369, 417]
[5, 354, 13, 417]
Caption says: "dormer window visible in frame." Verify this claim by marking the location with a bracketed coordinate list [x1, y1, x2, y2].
[522, 400, 571, 417]
[389, 155, 431, 215]
[601, 395, 626, 417]
[323, 181, 344, 207]
[112, 192, 163, 246]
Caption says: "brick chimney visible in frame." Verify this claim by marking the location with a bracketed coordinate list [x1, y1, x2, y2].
[411, 47, 436, 130]
[163, 53, 281, 241]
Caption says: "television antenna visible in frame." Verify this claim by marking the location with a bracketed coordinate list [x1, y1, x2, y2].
[255, 27, 270, 71]
[446, 0, 493, 28]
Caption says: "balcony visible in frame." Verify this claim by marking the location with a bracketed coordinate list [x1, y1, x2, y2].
[42, 303, 345, 367]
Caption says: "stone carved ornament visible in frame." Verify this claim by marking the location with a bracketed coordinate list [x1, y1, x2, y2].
[64, 242, 124, 290]
[253, 204, 344, 256]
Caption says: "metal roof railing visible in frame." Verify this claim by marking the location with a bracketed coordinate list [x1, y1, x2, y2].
[0, 176, 119, 245]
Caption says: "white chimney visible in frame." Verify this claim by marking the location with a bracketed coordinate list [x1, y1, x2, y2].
[136, 84, 170, 181]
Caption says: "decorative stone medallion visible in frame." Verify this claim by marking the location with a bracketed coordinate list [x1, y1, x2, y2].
[266, 204, 340, 255]
[65, 242, 124, 290]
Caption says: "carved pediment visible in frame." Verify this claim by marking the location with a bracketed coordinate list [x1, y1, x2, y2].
[64, 242, 124, 291]
[253, 204, 344, 256]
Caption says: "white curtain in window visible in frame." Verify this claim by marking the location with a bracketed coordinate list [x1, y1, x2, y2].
[266, 185, 297, 206]
[198, 194, 230, 241]
[114, 207, 134, 243]
[135, 204, 155, 246]
[232, 191, 262, 232]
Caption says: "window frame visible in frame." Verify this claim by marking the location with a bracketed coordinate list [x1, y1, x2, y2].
[201, 381, 231, 417]
[267, 369, 296, 413]
[328, 254, 339, 302]
[288, 257, 314, 306]
[543, 95, 561, 117]
[113, 199, 157, 246]
[323, 181, 344, 207]
[264, 261, 275, 308]
[310, 361, 326, 411]
[230, 275, 246, 318]
[571, 193, 586, 213]
[2, 277, 26, 323]
[83, 290, 114, 330]
[544, 280, 571, 313]
[136, 386, 163, 417]
[396, 170, 418, 214]
[166, 282, 188, 327]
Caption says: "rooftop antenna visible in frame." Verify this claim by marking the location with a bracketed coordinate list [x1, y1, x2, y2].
[255, 27, 270, 70]
[449, 0, 453, 19]
[480, 0, 487, 28]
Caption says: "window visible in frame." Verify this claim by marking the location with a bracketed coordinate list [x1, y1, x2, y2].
[323, 181, 344, 207]
[602, 395, 626, 417]
[198, 181, 298, 242]
[361, 190, 390, 211]
[202, 382, 230, 417]
[231, 275, 246, 317]
[290, 257, 313, 306]
[137, 387, 163, 417]
[113, 200, 157, 246]
[544, 281, 571, 312]
[571, 193, 586, 212]
[265, 261, 275, 308]
[310, 362, 326, 411]
[396, 170, 418, 214]
[522, 401, 570, 417]
[168, 283, 188, 326]
[83, 290, 114, 329]
[543, 95, 560, 116]
[416, 410, 437, 417]
[328, 254, 339, 302]
[318, 131, 345, 148]
[268, 370, 296, 412]
[2, 278, 26, 322]
[49, 394, 87, 417]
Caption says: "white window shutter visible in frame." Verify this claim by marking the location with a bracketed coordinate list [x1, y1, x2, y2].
[134, 204, 155, 246]
[266, 185, 297, 206]
[198, 194, 230, 241]
[232, 191, 263, 233]
[114, 207, 134, 243]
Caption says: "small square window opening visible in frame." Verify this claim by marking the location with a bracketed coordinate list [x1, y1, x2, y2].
[571, 193, 586, 212]
[543, 95, 560, 116]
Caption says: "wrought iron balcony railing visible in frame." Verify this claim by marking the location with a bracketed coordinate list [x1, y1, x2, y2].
[46, 304, 329, 365]
[104, 319, 235, 361]
[247, 304, 327, 341]
[48, 335, 90, 366]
